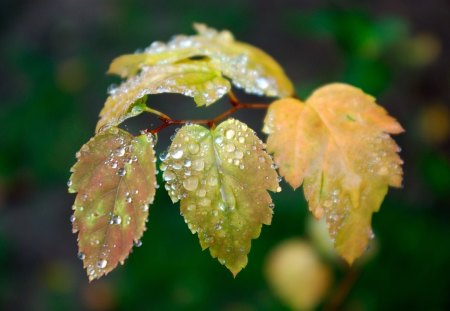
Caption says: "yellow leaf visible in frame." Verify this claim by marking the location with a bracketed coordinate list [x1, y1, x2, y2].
[108, 23, 294, 98]
[161, 119, 279, 276]
[264, 83, 403, 264]
[96, 61, 230, 133]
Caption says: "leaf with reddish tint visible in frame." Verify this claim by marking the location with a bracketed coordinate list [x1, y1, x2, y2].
[161, 119, 280, 276]
[264, 83, 403, 264]
[68, 127, 157, 281]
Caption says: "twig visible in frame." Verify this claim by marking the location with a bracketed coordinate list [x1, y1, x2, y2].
[324, 265, 360, 311]
[144, 91, 270, 134]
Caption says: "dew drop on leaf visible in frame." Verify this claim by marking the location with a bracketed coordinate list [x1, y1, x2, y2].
[225, 129, 235, 139]
[77, 252, 86, 260]
[172, 149, 184, 159]
[188, 142, 200, 154]
[183, 176, 199, 191]
[110, 215, 122, 225]
[96, 259, 107, 269]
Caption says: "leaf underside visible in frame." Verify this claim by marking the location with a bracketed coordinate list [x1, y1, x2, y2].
[96, 61, 231, 133]
[161, 119, 279, 275]
[264, 83, 404, 264]
[109, 23, 294, 98]
[69, 127, 157, 281]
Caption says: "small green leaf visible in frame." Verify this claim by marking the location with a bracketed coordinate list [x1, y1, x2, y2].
[96, 61, 230, 133]
[109, 23, 294, 98]
[161, 119, 280, 276]
[69, 127, 157, 281]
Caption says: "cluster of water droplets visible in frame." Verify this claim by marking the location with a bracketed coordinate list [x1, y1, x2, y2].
[69, 130, 158, 280]
[159, 119, 281, 268]
[132, 24, 285, 98]
[161, 126, 209, 204]
[362, 132, 403, 184]
[107, 62, 230, 114]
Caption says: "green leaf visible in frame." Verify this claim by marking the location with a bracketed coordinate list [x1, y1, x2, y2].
[68, 127, 157, 281]
[109, 23, 294, 98]
[161, 119, 280, 276]
[96, 60, 230, 133]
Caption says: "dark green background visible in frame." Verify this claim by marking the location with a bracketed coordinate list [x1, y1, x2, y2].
[1, 0, 449, 310]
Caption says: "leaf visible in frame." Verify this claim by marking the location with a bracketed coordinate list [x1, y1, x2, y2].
[263, 83, 403, 264]
[108, 23, 294, 98]
[68, 127, 157, 281]
[161, 119, 280, 275]
[96, 60, 230, 133]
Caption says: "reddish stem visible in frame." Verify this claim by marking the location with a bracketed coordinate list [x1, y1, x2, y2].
[147, 92, 270, 134]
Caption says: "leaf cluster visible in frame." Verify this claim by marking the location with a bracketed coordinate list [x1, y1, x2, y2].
[68, 24, 403, 280]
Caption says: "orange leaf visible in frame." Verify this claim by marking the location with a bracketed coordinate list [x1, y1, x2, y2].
[264, 83, 403, 264]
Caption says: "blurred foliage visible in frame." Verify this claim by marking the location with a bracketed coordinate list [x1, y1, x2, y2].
[1, 0, 449, 310]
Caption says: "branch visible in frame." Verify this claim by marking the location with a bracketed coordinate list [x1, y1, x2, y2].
[145, 91, 270, 134]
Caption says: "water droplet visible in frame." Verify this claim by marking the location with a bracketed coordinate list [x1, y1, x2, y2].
[225, 129, 235, 139]
[163, 170, 176, 181]
[159, 151, 168, 161]
[238, 136, 245, 143]
[172, 149, 184, 159]
[117, 168, 126, 176]
[192, 159, 205, 171]
[141, 205, 149, 212]
[77, 252, 85, 260]
[256, 77, 269, 89]
[134, 240, 142, 247]
[184, 159, 192, 167]
[199, 197, 211, 206]
[110, 215, 122, 225]
[188, 143, 200, 154]
[269, 203, 275, 209]
[67, 180, 72, 187]
[70, 215, 76, 223]
[215, 137, 224, 145]
[234, 150, 244, 159]
[225, 143, 235, 152]
[172, 162, 182, 170]
[183, 176, 199, 191]
[115, 146, 126, 157]
[276, 186, 282, 192]
[96, 259, 107, 269]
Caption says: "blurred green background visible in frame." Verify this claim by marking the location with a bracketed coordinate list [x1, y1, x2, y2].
[1, 0, 450, 310]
